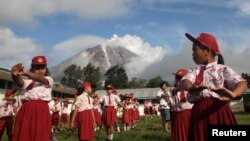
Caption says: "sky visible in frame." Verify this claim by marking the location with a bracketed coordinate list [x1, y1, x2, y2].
[0, 0, 250, 82]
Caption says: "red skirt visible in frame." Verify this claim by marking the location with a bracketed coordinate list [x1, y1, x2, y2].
[171, 109, 192, 141]
[51, 112, 60, 126]
[0, 116, 13, 139]
[122, 109, 131, 124]
[134, 109, 140, 120]
[12, 100, 51, 141]
[77, 110, 94, 140]
[93, 109, 102, 125]
[189, 98, 237, 141]
[60, 113, 68, 123]
[129, 109, 134, 123]
[102, 106, 117, 126]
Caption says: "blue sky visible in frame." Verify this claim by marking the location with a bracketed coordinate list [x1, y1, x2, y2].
[1, 0, 250, 80]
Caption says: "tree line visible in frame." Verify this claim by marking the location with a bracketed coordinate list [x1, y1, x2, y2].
[60, 63, 170, 90]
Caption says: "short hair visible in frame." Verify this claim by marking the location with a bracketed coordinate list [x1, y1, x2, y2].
[159, 81, 168, 88]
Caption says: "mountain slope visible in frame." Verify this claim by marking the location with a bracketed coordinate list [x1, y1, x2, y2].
[50, 45, 137, 81]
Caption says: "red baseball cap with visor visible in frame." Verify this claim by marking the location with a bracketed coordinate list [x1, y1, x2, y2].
[185, 33, 221, 55]
[32, 56, 47, 65]
[172, 68, 187, 77]
[81, 81, 92, 88]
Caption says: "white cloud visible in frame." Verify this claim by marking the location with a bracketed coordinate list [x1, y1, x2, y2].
[0, 0, 132, 26]
[0, 28, 42, 69]
[227, 0, 250, 16]
[103, 34, 169, 78]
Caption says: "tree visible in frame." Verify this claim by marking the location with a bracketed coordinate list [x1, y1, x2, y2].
[83, 63, 102, 90]
[61, 64, 83, 88]
[145, 76, 169, 88]
[104, 65, 128, 89]
[128, 77, 147, 88]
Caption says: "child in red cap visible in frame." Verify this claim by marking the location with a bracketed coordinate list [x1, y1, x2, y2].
[11, 55, 53, 141]
[70, 81, 96, 141]
[176, 33, 247, 141]
[99, 84, 123, 141]
[50, 97, 61, 133]
[169, 68, 193, 141]
[0, 89, 16, 141]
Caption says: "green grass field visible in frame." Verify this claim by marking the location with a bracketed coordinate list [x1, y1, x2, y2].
[2, 113, 250, 141]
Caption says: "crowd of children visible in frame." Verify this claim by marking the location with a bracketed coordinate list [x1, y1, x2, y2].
[0, 32, 248, 141]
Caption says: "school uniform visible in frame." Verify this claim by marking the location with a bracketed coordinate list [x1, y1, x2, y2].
[100, 94, 121, 126]
[0, 100, 14, 140]
[50, 102, 61, 127]
[74, 92, 94, 140]
[93, 102, 102, 126]
[132, 101, 140, 120]
[169, 90, 193, 141]
[12, 77, 53, 141]
[183, 62, 245, 141]
[157, 90, 171, 121]
[122, 100, 132, 125]
[60, 104, 69, 124]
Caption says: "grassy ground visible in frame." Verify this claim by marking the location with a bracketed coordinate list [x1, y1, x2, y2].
[2, 113, 250, 141]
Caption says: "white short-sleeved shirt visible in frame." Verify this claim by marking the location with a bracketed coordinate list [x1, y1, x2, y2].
[182, 62, 246, 99]
[169, 90, 193, 112]
[61, 105, 68, 114]
[21, 76, 53, 101]
[0, 100, 14, 117]
[100, 94, 121, 107]
[50, 102, 61, 113]
[74, 92, 93, 112]
[157, 89, 170, 109]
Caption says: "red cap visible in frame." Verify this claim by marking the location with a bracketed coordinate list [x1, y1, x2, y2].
[32, 56, 47, 65]
[81, 81, 92, 88]
[105, 84, 114, 90]
[5, 90, 14, 98]
[172, 68, 187, 77]
[185, 33, 220, 55]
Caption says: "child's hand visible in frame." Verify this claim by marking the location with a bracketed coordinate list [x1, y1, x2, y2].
[210, 87, 233, 100]
[189, 85, 207, 96]
[11, 63, 24, 76]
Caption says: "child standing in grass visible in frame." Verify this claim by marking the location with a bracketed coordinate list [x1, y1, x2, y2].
[170, 68, 193, 141]
[70, 81, 96, 141]
[176, 33, 247, 141]
[11, 56, 53, 141]
[99, 84, 123, 141]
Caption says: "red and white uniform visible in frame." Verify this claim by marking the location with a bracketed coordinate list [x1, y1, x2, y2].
[183, 62, 244, 99]
[0, 100, 14, 140]
[60, 104, 68, 124]
[74, 92, 94, 140]
[169, 90, 193, 141]
[100, 94, 121, 126]
[12, 77, 53, 141]
[122, 100, 132, 124]
[93, 102, 102, 125]
[182, 62, 246, 141]
[133, 101, 140, 120]
[50, 102, 61, 126]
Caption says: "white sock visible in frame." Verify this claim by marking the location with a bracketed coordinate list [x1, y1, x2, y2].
[117, 127, 120, 132]
[110, 134, 113, 140]
[124, 126, 126, 131]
